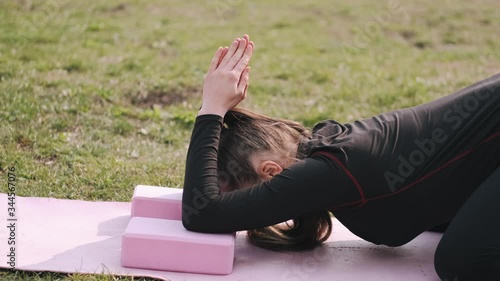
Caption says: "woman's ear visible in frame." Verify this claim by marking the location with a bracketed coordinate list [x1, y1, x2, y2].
[257, 160, 283, 180]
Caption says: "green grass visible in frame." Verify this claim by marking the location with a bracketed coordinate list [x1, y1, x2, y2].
[0, 0, 499, 279]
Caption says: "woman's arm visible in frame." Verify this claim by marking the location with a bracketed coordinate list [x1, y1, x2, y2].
[181, 36, 361, 233]
[182, 114, 359, 232]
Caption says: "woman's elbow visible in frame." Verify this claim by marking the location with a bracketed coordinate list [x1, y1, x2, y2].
[181, 189, 219, 231]
[182, 208, 199, 231]
[182, 216, 196, 231]
[182, 207, 209, 232]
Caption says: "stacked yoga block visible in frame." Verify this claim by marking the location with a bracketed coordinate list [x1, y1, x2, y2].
[121, 185, 236, 275]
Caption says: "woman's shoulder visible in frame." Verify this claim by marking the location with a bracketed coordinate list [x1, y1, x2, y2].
[311, 119, 347, 137]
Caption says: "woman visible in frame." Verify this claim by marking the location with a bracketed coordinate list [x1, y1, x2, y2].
[181, 34, 500, 280]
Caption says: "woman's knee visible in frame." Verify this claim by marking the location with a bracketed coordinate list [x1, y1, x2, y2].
[434, 238, 500, 281]
[434, 237, 459, 280]
[434, 234, 474, 280]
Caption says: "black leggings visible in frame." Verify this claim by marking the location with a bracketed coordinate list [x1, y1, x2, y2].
[434, 167, 500, 280]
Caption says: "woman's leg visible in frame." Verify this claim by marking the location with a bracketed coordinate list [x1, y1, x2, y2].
[434, 167, 500, 280]
[429, 222, 450, 233]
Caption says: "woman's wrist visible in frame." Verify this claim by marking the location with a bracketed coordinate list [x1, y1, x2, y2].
[198, 106, 226, 118]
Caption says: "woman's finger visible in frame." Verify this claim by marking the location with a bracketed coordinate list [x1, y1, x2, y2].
[217, 46, 229, 67]
[227, 38, 248, 70]
[242, 83, 248, 99]
[208, 47, 223, 72]
[219, 39, 240, 67]
[233, 41, 253, 74]
[237, 66, 250, 95]
[242, 34, 249, 43]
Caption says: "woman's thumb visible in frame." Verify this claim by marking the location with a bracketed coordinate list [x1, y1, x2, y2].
[238, 67, 251, 94]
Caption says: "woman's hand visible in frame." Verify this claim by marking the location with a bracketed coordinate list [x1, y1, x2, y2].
[198, 34, 254, 117]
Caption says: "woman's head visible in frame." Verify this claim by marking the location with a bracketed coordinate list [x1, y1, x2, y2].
[218, 107, 310, 191]
[217, 107, 332, 251]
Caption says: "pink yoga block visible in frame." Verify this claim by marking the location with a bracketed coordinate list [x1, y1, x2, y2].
[121, 217, 235, 275]
[130, 185, 183, 220]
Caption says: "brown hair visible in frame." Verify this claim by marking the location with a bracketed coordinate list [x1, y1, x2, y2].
[218, 107, 332, 251]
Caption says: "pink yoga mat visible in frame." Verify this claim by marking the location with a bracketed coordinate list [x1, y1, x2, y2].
[0, 192, 442, 280]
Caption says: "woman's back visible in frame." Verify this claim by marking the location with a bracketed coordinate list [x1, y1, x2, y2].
[303, 74, 500, 245]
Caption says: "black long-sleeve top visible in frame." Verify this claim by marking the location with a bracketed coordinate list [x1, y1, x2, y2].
[182, 74, 500, 247]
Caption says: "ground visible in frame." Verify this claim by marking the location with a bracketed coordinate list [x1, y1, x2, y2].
[0, 0, 499, 280]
